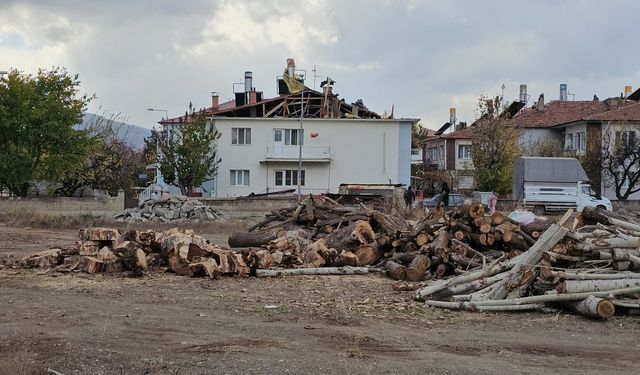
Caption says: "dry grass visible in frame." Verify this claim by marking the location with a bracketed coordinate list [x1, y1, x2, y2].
[0, 203, 251, 233]
[0, 347, 46, 375]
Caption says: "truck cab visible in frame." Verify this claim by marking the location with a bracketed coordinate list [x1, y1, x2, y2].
[577, 182, 613, 212]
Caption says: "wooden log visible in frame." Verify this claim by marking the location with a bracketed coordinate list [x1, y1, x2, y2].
[335, 251, 358, 266]
[376, 235, 390, 247]
[350, 220, 376, 244]
[508, 233, 531, 251]
[432, 273, 507, 299]
[425, 285, 640, 308]
[406, 255, 431, 281]
[385, 261, 407, 280]
[229, 252, 250, 276]
[188, 258, 220, 278]
[557, 279, 640, 293]
[469, 203, 485, 218]
[484, 224, 569, 300]
[354, 243, 380, 266]
[434, 263, 449, 279]
[96, 247, 118, 263]
[79, 227, 120, 242]
[479, 223, 492, 234]
[432, 231, 449, 251]
[79, 256, 104, 274]
[473, 217, 484, 227]
[228, 228, 281, 248]
[560, 296, 615, 319]
[425, 300, 544, 312]
[454, 230, 465, 241]
[22, 249, 63, 268]
[416, 232, 429, 246]
[255, 266, 373, 277]
[491, 212, 506, 225]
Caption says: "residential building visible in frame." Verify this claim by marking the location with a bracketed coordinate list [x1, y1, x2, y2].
[159, 59, 419, 198]
[423, 86, 640, 200]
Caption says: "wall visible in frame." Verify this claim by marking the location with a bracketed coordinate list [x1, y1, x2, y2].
[454, 139, 474, 170]
[211, 117, 414, 197]
[519, 128, 561, 151]
[0, 192, 125, 214]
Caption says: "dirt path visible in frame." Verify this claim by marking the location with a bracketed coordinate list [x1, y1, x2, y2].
[1, 225, 640, 374]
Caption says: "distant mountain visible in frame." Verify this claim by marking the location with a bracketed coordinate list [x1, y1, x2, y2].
[76, 112, 151, 149]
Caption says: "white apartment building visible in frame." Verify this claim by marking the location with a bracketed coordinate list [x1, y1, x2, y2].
[159, 60, 418, 198]
[210, 117, 415, 197]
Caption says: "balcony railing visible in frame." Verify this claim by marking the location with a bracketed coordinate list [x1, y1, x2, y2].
[264, 145, 331, 162]
[411, 148, 422, 164]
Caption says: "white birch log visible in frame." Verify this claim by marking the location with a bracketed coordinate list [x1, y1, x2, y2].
[487, 224, 569, 300]
[432, 273, 508, 299]
[426, 285, 640, 308]
[553, 271, 640, 280]
[425, 300, 545, 312]
[557, 279, 640, 293]
[561, 296, 615, 319]
[255, 266, 373, 277]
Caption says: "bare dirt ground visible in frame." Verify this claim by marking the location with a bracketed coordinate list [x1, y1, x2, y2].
[1, 225, 640, 374]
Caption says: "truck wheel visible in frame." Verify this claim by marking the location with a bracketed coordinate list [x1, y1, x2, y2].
[596, 205, 607, 211]
[533, 205, 545, 216]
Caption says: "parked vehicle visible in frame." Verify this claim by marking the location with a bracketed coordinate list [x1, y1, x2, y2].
[512, 157, 613, 215]
[420, 193, 465, 208]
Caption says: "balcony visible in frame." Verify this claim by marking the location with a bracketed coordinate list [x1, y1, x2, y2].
[262, 145, 331, 163]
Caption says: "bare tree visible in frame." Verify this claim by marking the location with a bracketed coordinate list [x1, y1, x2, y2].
[600, 125, 640, 200]
[523, 137, 565, 157]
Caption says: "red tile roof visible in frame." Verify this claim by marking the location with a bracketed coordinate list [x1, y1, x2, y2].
[160, 99, 237, 124]
[510, 100, 607, 128]
[440, 125, 480, 139]
[585, 101, 640, 121]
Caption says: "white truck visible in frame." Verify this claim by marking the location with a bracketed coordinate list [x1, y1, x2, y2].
[512, 157, 613, 215]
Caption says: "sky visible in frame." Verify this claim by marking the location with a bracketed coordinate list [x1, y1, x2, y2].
[2, 0, 640, 130]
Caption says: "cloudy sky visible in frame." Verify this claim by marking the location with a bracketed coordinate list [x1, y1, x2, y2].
[2, 0, 639, 130]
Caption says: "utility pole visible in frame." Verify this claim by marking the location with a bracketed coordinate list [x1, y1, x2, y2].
[297, 89, 304, 200]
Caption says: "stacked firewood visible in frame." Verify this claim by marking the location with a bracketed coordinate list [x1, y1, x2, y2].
[227, 196, 541, 281]
[414, 207, 640, 318]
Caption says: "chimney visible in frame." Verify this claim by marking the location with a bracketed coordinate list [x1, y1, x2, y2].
[536, 93, 545, 111]
[248, 90, 257, 104]
[519, 84, 527, 103]
[624, 85, 633, 98]
[449, 107, 457, 125]
[244, 71, 253, 93]
[211, 92, 219, 110]
[560, 84, 568, 101]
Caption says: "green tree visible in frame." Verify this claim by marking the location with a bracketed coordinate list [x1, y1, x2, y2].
[471, 95, 521, 194]
[0, 68, 92, 196]
[156, 105, 221, 195]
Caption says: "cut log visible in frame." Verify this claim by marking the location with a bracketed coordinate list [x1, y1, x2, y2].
[22, 249, 63, 268]
[79, 257, 104, 274]
[561, 296, 615, 319]
[229, 252, 250, 276]
[335, 251, 358, 266]
[354, 243, 380, 266]
[188, 258, 220, 278]
[491, 212, 506, 225]
[469, 203, 485, 218]
[385, 261, 407, 280]
[79, 227, 120, 242]
[351, 220, 376, 244]
[557, 279, 640, 293]
[96, 247, 118, 263]
[406, 255, 431, 281]
[416, 233, 429, 246]
[228, 228, 281, 248]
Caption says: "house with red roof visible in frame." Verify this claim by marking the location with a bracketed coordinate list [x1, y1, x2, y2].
[423, 88, 640, 200]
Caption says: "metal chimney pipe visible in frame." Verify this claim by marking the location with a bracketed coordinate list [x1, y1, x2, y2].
[287, 58, 295, 77]
[560, 84, 568, 101]
[519, 84, 527, 103]
[244, 71, 253, 93]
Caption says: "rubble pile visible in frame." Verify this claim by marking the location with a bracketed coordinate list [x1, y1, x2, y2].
[114, 196, 221, 223]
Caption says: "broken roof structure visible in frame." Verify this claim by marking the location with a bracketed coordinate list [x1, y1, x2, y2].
[160, 58, 385, 125]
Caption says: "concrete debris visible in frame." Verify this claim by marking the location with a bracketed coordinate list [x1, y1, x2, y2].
[114, 196, 221, 223]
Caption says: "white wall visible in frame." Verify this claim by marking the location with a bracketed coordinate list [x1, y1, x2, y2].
[210, 118, 414, 197]
[519, 128, 560, 151]
[454, 139, 474, 170]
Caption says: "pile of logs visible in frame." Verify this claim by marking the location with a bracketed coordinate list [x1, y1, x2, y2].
[414, 207, 640, 318]
[227, 196, 547, 282]
[114, 196, 221, 223]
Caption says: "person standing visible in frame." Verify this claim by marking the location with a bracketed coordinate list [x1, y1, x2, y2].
[404, 186, 416, 208]
[488, 192, 498, 214]
[440, 182, 450, 207]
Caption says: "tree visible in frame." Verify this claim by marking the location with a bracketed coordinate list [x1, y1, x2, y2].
[524, 137, 565, 157]
[0, 68, 92, 196]
[470, 95, 521, 194]
[55, 112, 145, 196]
[156, 105, 221, 195]
[600, 125, 640, 200]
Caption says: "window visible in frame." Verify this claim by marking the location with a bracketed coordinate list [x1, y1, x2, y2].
[617, 131, 637, 148]
[458, 145, 471, 159]
[576, 132, 585, 150]
[230, 170, 250, 186]
[565, 133, 574, 150]
[275, 129, 303, 145]
[232, 128, 251, 145]
[275, 169, 305, 186]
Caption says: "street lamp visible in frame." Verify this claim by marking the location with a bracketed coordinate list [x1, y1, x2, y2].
[147, 108, 168, 120]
